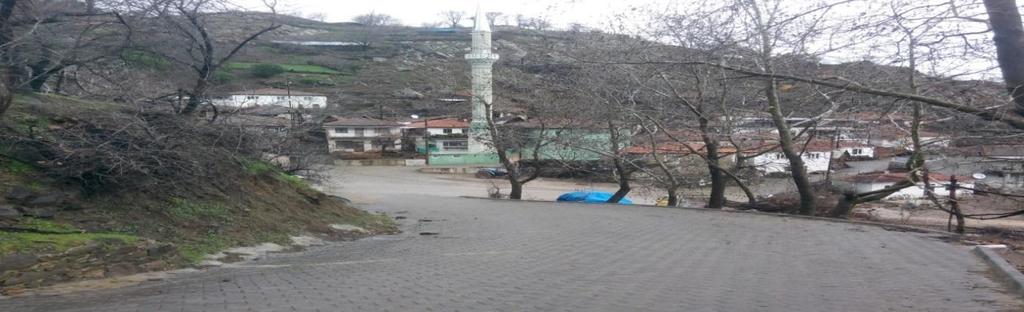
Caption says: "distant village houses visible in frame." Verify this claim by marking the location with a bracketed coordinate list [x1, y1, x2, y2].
[214, 88, 327, 109]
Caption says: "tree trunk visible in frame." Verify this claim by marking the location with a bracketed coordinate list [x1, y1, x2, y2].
[984, 0, 1024, 116]
[830, 192, 857, 218]
[606, 121, 631, 203]
[705, 141, 725, 208]
[767, 80, 816, 215]
[0, 0, 16, 119]
[666, 187, 679, 207]
[609, 159, 631, 203]
[181, 78, 209, 115]
[508, 175, 523, 199]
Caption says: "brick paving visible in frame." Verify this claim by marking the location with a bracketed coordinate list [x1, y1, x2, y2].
[2, 195, 1022, 311]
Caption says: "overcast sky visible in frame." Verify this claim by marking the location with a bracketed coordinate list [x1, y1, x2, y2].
[240, 0, 649, 28]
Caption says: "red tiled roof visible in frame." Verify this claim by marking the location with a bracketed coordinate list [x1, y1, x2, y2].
[625, 142, 739, 156]
[405, 118, 470, 129]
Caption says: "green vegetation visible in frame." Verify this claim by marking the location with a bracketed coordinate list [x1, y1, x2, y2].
[241, 159, 277, 175]
[240, 159, 313, 191]
[297, 77, 321, 85]
[226, 62, 341, 75]
[122, 50, 169, 70]
[249, 63, 286, 78]
[177, 234, 228, 264]
[167, 198, 229, 220]
[213, 71, 236, 83]
[0, 232, 138, 255]
[1, 158, 32, 175]
[275, 172, 313, 192]
[16, 218, 79, 233]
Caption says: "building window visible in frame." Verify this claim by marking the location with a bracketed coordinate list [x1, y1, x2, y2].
[443, 128, 454, 134]
[335, 127, 348, 133]
[246, 95, 257, 100]
[277, 96, 286, 100]
[442, 140, 468, 151]
[365, 128, 375, 135]
[775, 153, 785, 160]
[851, 148, 863, 155]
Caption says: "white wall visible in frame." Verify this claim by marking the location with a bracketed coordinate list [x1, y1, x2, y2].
[750, 152, 831, 173]
[325, 126, 401, 138]
[215, 94, 327, 108]
[852, 182, 974, 200]
[426, 128, 466, 135]
[327, 138, 401, 153]
[836, 146, 875, 158]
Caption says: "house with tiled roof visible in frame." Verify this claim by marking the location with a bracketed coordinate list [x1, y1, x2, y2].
[322, 116, 403, 157]
[401, 118, 471, 154]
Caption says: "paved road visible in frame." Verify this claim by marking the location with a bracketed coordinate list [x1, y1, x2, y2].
[2, 170, 1023, 311]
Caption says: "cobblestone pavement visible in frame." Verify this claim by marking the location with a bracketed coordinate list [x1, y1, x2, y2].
[3, 194, 1023, 311]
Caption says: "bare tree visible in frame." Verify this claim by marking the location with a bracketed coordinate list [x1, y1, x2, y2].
[985, 0, 1024, 115]
[485, 12, 503, 28]
[440, 10, 464, 28]
[128, 0, 280, 115]
[0, 0, 20, 118]
[352, 11, 399, 48]
[352, 11, 398, 27]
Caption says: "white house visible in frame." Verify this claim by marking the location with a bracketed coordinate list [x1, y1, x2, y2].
[837, 171, 973, 200]
[214, 88, 327, 109]
[400, 118, 470, 154]
[749, 150, 832, 174]
[323, 116, 403, 156]
[745, 140, 876, 174]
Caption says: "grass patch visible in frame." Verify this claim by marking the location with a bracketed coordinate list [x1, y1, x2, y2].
[1, 158, 33, 175]
[0, 232, 138, 255]
[177, 234, 229, 264]
[241, 159, 277, 175]
[167, 198, 229, 220]
[241, 159, 314, 192]
[226, 62, 341, 75]
[275, 172, 313, 192]
[16, 218, 79, 233]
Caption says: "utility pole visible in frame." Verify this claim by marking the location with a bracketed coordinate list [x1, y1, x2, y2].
[824, 126, 840, 186]
[947, 175, 965, 234]
[424, 116, 430, 165]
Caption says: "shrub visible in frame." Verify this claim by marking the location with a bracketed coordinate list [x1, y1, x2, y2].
[250, 64, 286, 78]
[212, 71, 235, 84]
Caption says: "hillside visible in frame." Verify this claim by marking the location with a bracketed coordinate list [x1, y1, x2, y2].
[211, 19, 567, 118]
[0, 94, 396, 293]
[163, 13, 1005, 134]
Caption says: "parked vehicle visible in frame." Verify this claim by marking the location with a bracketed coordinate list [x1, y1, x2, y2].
[475, 168, 508, 179]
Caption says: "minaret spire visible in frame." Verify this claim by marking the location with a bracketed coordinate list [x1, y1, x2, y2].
[465, 2, 499, 154]
[473, 3, 490, 32]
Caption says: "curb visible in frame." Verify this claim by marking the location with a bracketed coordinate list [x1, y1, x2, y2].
[458, 196, 960, 238]
[973, 245, 1024, 297]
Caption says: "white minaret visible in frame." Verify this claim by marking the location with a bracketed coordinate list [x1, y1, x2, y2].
[465, 5, 498, 154]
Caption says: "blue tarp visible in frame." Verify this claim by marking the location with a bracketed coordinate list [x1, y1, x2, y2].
[556, 191, 633, 205]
